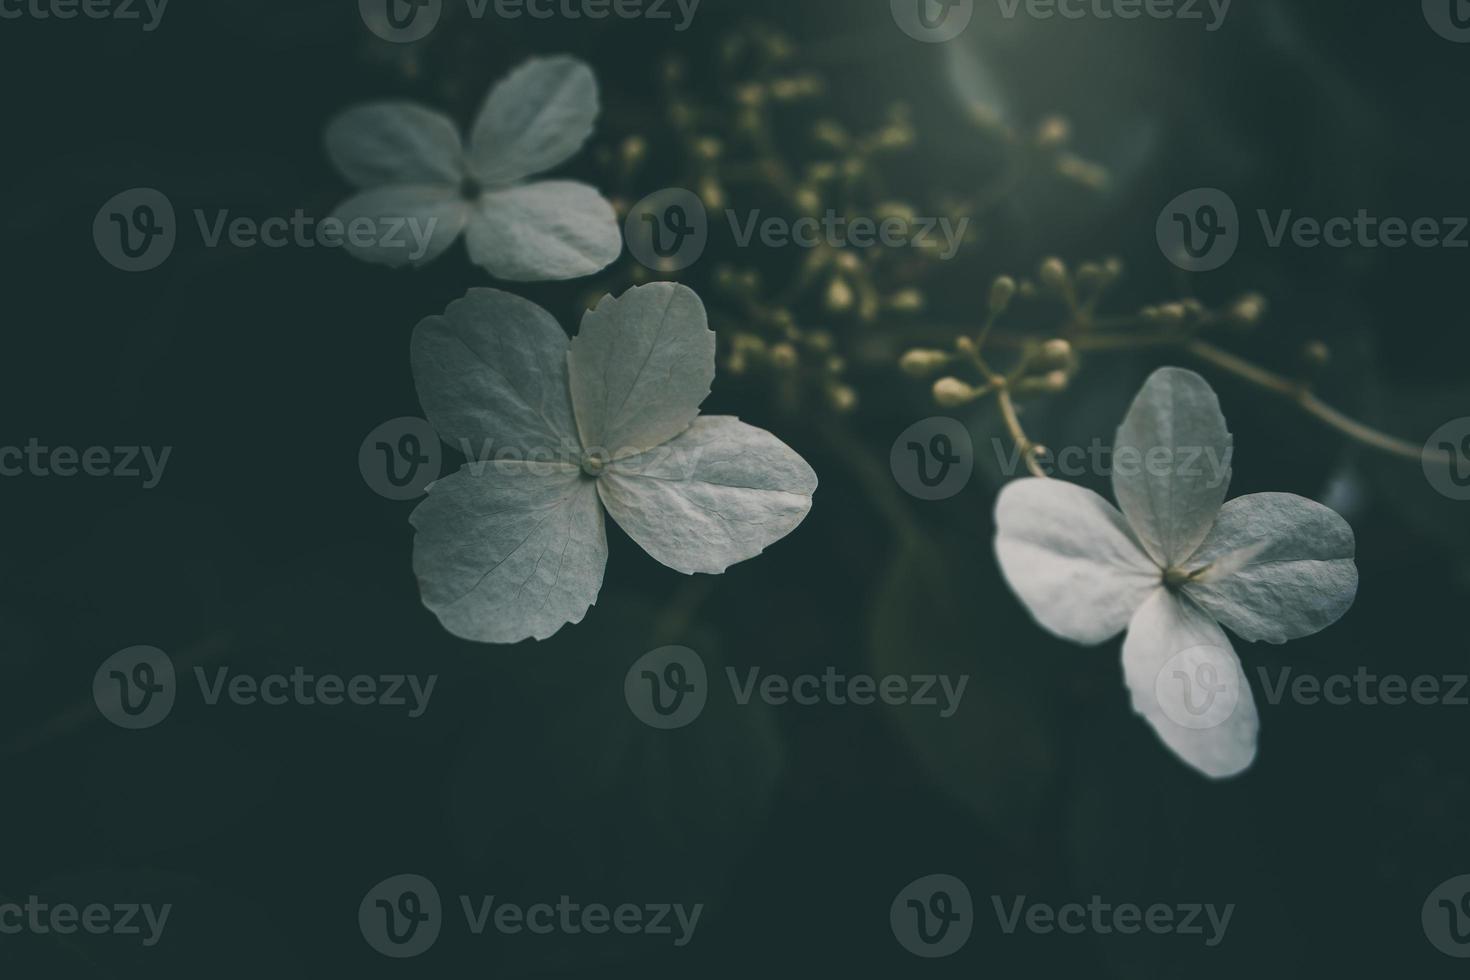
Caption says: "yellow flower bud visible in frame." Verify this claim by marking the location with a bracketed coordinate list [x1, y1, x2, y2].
[732, 332, 767, 357]
[989, 275, 1017, 315]
[813, 120, 849, 149]
[1230, 293, 1268, 327]
[700, 177, 725, 210]
[770, 77, 803, 100]
[899, 349, 950, 378]
[1038, 370, 1070, 392]
[827, 384, 858, 414]
[1157, 302, 1187, 326]
[886, 289, 925, 313]
[805, 330, 835, 353]
[966, 104, 1003, 131]
[1036, 115, 1071, 150]
[1032, 338, 1074, 370]
[876, 124, 915, 149]
[876, 201, 917, 224]
[807, 161, 839, 182]
[826, 278, 855, 313]
[1055, 154, 1110, 190]
[621, 136, 648, 167]
[765, 33, 795, 60]
[933, 377, 978, 408]
[1038, 257, 1068, 292]
[735, 83, 766, 107]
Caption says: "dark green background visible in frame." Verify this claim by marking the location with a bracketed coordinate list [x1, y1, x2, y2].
[2, 0, 1468, 976]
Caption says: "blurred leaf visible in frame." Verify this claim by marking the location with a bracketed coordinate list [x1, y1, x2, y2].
[870, 537, 1059, 841]
[445, 595, 783, 971]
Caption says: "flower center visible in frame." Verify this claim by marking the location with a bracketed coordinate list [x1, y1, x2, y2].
[580, 451, 608, 478]
[1163, 566, 1192, 591]
[460, 175, 484, 200]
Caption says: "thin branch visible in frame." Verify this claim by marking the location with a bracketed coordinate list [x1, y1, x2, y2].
[996, 386, 1048, 478]
[1184, 340, 1449, 464]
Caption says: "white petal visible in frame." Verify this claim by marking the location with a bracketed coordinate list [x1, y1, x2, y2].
[1122, 589, 1259, 779]
[1184, 492, 1359, 644]
[597, 417, 816, 575]
[567, 282, 715, 456]
[464, 181, 621, 281]
[329, 186, 468, 267]
[994, 478, 1161, 645]
[325, 102, 464, 188]
[410, 463, 606, 643]
[466, 56, 598, 187]
[411, 288, 581, 456]
[1112, 367, 1233, 567]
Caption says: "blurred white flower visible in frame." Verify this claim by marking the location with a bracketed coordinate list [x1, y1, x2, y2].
[325, 55, 621, 280]
[410, 282, 818, 644]
[994, 367, 1358, 778]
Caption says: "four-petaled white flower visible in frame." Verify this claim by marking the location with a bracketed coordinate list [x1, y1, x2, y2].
[994, 367, 1359, 778]
[325, 55, 621, 280]
[410, 282, 819, 644]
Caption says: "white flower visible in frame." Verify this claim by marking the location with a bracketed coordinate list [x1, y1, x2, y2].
[410, 282, 819, 644]
[325, 55, 621, 280]
[993, 367, 1359, 778]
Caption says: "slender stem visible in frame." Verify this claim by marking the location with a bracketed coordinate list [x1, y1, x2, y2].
[973, 310, 1000, 358]
[1070, 332, 1181, 352]
[1184, 340, 1447, 464]
[960, 327, 1443, 467]
[996, 386, 1048, 478]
